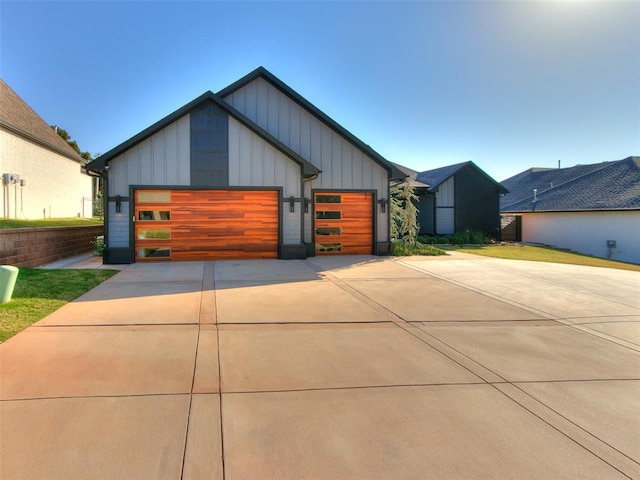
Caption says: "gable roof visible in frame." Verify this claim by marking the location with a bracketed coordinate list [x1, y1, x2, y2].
[390, 162, 429, 188]
[416, 161, 508, 193]
[500, 156, 640, 212]
[87, 91, 319, 176]
[218, 66, 406, 181]
[0, 79, 86, 164]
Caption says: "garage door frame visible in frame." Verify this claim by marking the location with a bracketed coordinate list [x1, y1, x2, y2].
[129, 185, 283, 262]
[311, 188, 377, 256]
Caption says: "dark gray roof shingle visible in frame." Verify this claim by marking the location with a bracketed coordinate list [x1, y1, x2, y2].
[500, 157, 640, 212]
[416, 161, 507, 193]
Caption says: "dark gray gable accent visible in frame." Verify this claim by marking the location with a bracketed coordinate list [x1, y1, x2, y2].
[217, 67, 406, 181]
[417, 161, 508, 194]
[86, 91, 320, 178]
[190, 100, 228, 186]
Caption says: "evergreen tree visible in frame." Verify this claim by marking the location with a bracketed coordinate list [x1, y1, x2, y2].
[390, 175, 420, 245]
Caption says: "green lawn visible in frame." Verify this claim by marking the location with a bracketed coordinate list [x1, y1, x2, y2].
[0, 217, 103, 228]
[0, 268, 118, 342]
[446, 245, 640, 272]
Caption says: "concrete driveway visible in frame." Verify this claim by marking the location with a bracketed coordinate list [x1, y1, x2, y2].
[1, 253, 638, 479]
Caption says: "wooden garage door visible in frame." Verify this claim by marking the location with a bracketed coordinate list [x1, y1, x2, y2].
[134, 189, 279, 261]
[314, 192, 373, 255]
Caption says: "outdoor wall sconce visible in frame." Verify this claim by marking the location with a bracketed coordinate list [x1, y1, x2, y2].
[379, 198, 387, 213]
[289, 196, 295, 213]
[115, 195, 122, 213]
[304, 197, 310, 213]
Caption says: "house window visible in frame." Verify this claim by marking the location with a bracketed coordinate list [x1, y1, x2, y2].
[138, 210, 171, 221]
[316, 195, 341, 204]
[316, 211, 341, 220]
[315, 227, 341, 236]
[137, 229, 171, 240]
[316, 242, 342, 252]
[137, 247, 170, 258]
[137, 191, 171, 203]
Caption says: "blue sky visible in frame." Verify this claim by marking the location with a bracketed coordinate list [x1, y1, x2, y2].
[1, 1, 638, 181]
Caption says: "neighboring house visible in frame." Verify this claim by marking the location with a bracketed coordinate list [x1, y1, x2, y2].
[500, 156, 640, 264]
[0, 79, 93, 219]
[87, 67, 405, 263]
[413, 161, 508, 238]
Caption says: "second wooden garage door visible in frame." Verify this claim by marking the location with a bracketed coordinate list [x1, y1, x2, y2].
[134, 189, 279, 261]
[314, 192, 373, 255]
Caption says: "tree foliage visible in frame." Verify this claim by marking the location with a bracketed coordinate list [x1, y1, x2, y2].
[390, 175, 420, 246]
[51, 126, 92, 161]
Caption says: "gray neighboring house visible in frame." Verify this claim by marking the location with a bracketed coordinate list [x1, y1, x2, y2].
[87, 67, 405, 263]
[500, 156, 640, 264]
[414, 161, 508, 238]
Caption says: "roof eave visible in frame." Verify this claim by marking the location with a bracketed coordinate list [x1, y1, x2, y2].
[219, 67, 403, 180]
[0, 119, 87, 165]
[87, 89, 320, 177]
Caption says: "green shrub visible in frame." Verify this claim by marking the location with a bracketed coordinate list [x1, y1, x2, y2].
[91, 236, 104, 256]
[392, 241, 446, 256]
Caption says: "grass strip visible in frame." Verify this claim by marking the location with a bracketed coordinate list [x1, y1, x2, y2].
[0, 218, 103, 228]
[0, 268, 118, 342]
[447, 245, 640, 272]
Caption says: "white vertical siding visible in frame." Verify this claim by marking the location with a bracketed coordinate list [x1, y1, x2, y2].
[228, 118, 300, 196]
[224, 78, 390, 242]
[228, 118, 302, 244]
[107, 114, 190, 245]
[107, 115, 190, 196]
[521, 211, 640, 264]
[436, 208, 455, 235]
[435, 177, 455, 207]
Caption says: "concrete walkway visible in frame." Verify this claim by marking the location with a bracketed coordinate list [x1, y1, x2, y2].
[1, 254, 638, 479]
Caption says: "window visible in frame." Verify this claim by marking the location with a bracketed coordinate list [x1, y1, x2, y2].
[137, 229, 171, 240]
[316, 243, 342, 252]
[138, 210, 171, 221]
[137, 191, 171, 203]
[316, 195, 341, 204]
[315, 227, 341, 236]
[137, 247, 170, 258]
[316, 211, 341, 220]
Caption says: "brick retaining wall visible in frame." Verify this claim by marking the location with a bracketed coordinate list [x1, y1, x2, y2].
[0, 225, 104, 267]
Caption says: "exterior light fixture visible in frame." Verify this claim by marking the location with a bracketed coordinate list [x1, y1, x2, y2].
[289, 196, 295, 213]
[379, 198, 387, 213]
[304, 197, 310, 213]
[115, 195, 122, 213]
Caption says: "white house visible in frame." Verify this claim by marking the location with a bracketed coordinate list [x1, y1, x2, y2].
[0, 79, 93, 219]
[500, 157, 640, 264]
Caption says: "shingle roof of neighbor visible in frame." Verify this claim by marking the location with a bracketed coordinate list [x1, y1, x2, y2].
[500, 156, 640, 212]
[0, 79, 85, 163]
[416, 161, 508, 193]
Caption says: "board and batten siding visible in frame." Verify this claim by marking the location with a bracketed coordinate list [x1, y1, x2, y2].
[228, 118, 302, 244]
[107, 115, 190, 247]
[435, 176, 455, 234]
[107, 115, 191, 197]
[224, 77, 389, 243]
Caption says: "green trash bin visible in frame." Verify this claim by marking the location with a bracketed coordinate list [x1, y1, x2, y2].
[0, 265, 19, 304]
